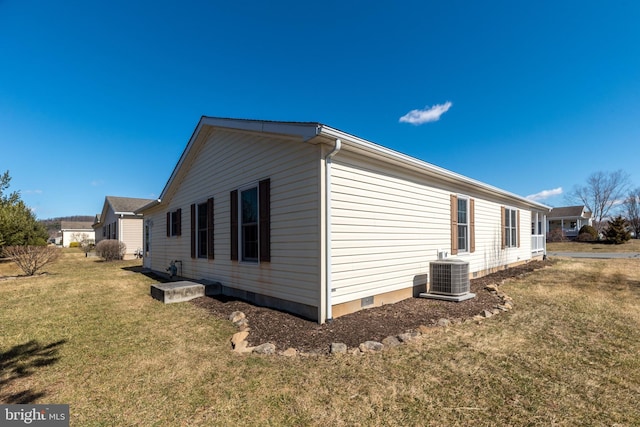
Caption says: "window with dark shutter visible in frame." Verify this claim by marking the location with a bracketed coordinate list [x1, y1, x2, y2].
[197, 201, 208, 258]
[231, 179, 271, 263]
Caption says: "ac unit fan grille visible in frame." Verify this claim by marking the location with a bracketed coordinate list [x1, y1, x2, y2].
[430, 260, 470, 295]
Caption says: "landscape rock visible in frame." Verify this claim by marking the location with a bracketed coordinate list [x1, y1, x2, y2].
[397, 331, 421, 342]
[234, 318, 249, 328]
[281, 347, 298, 357]
[437, 318, 451, 327]
[231, 331, 249, 348]
[330, 342, 348, 354]
[253, 343, 276, 355]
[229, 311, 246, 323]
[482, 310, 493, 318]
[232, 340, 254, 354]
[491, 308, 501, 315]
[417, 324, 435, 334]
[382, 336, 401, 348]
[359, 341, 384, 352]
[485, 284, 499, 292]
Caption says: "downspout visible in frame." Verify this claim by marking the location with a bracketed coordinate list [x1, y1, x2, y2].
[325, 138, 341, 322]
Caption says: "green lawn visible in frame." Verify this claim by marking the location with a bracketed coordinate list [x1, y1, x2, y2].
[1, 249, 640, 426]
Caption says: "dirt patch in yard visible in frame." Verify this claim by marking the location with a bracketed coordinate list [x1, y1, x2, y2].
[191, 260, 551, 354]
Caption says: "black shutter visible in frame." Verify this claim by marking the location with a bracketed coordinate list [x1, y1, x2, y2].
[190, 204, 196, 259]
[259, 179, 271, 262]
[166, 212, 170, 237]
[207, 198, 214, 260]
[230, 190, 238, 261]
[176, 208, 182, 236]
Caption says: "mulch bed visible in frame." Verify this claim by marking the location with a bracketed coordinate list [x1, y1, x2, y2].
[191, 260, 551, 354]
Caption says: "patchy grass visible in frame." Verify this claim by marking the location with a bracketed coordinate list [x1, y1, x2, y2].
[547, 238, 640, 253]
[1, 251, 640, 425]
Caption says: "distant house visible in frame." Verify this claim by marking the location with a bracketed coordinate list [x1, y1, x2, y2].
[547, 205, 593, 238]
[60, 221, 95, 247]
[93, 196, 155, 258]
[137, 117, 550, 323]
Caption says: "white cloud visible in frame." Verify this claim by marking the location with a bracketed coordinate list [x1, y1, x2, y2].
[91, 180, 104, 186]
[399, 101, 453, 125]
[526, 187, 563, 201]
[24, 189, 43, 194]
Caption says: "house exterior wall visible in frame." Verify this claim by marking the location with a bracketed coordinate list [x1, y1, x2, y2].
[328, 150, 538, 312]
[120, 217, 144, 256]
[143, 128, 322, 319]
[94, 209, 144, 256]
[61, 229, 95, 247]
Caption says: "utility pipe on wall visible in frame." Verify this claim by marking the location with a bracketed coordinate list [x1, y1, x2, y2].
[324, 138, 341, 322]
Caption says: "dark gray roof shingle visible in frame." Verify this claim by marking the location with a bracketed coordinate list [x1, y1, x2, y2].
[106, 196, 155, 214]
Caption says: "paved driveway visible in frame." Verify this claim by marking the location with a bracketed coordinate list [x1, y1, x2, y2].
[547, 252, 640, 259]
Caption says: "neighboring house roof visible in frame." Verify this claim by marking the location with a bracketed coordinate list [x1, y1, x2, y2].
[138, 116, 550, 213]
[94, 196, 156, 227]
[549, 205, 592, 219]
[107, 196, 155, 214]
[60, 221, 94, 231]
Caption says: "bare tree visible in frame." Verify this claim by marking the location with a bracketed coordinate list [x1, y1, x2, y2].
[623, 187, 640, 238]
[2, 246, 60, 276]
[567, 170, 631, 232]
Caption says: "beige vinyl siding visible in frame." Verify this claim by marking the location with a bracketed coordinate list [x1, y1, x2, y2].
[120, 218, 144, 255]
[330, 152, 450, 305]
[470, 199, 532, 273]
[145, 128, 321, 308]
[330, 150, 537, 305]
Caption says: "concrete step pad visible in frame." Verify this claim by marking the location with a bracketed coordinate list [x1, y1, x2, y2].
[150, 281, 206, 304]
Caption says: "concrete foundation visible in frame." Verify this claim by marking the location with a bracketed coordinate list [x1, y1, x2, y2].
[150, 281, 212, 304]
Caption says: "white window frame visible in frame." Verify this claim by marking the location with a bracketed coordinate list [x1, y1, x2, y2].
[196, 201, 208, 259]
[457, 196, 470, 253]
[238, 183, 259, 263]
[505, 207, 518, 248]
[170, 210, 179, 237]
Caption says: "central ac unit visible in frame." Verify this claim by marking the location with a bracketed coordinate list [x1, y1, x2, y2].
[420, 259, 476, 302]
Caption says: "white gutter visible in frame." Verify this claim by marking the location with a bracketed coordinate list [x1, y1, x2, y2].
[324, 138, 341, 322]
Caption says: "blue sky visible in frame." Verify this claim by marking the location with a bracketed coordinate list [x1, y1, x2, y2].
[2, 1, 639, 219]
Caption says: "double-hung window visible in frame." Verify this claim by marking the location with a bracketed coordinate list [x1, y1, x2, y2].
[457, 197, 469, 252]
[167, 209, 181, 237]
[190, 199, 214, 260]
[241, 187, 259, 261]
[450, 194, 475, 255]
[197, 202, 208, 258]
[231, 178, 270, 263]
[504, 207, 518, 248]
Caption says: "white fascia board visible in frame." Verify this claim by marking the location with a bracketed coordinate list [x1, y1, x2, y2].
[199, 117, 322, 141]
[317, 125, 551, 212]
[135, 199, 162, 214]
